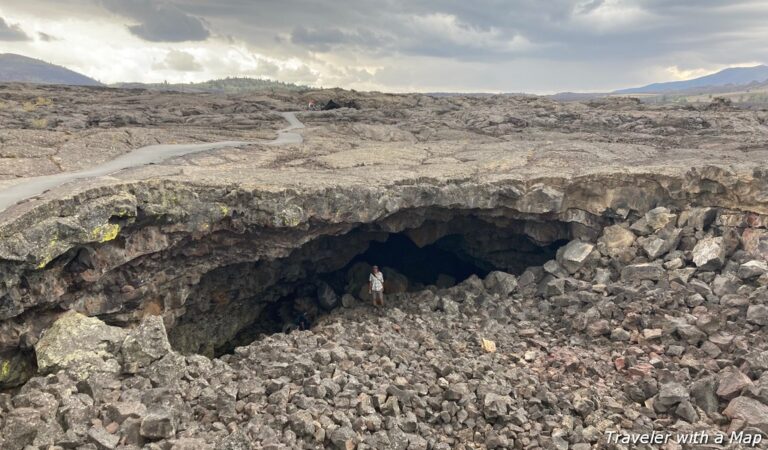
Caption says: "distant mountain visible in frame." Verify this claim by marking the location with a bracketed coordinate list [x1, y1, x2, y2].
[0, 53, 102, 86]
[112, 77, 308, 94]
[615, 65, 768, 94]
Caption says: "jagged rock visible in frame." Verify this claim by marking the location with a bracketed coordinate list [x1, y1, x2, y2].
[330, 426, 358, 450]
[341, 293, 356, 308]
[641, 227, 681, 260]
[172, 438, 211, 450]
[692, 237, 727, 270]
[674, 400, 699, 423]
[742, 229, 768, 261]
[105, 401, 147, 424]
[557, 240, 595, 274]
[690, 376, 719, 415]
[681, 207, 717, 231]
[610, 328, 631, 341]
[35, 311, 125, 378]
[317, 281, 340, 310]
[747, 305, 768, 326]
[739, 260, 768, 279]
[657, 382, 689, 407]
[0, 408, 42, 450]
[88, 425, 120, 450]
[621, 263, 664, 282]
[289, 410, 316, 437]
[722, 396, 768, 434]
[121, 315, 172, 373]
[598, 224, 636, 255]
[543, 259, 569, 278]
[587, 320, 610, 337]
[140, 407, 176, 440]
[483, 271, 518, 296]
[482, 393, 511, 419]
[630, 207, 676, 235]
[716, 369, 753, 399]
[675, 324, 706, 345]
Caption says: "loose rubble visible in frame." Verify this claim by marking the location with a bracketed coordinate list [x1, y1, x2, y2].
[1, 206, 767, 449]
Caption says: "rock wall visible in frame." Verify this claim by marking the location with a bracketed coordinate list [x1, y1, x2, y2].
[1, 167, 768, 388]
[0, 201, 767, 448]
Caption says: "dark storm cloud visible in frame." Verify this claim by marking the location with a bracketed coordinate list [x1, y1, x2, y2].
[0, 17, 30, 41]
[2, 0, 768, 90]
[101, 0, 210, 42]
[176, 0, 768, 63]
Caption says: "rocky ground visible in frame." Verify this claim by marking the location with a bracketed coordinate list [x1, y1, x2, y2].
[2, 205, 768, 449]
[2, 85, 768, 449]
[0, 83, 290, 180]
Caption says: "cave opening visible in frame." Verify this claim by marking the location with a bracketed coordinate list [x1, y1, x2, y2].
[207, 215, 570, 356]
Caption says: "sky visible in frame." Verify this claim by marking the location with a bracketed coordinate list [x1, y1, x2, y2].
[0, 0, 767, 93]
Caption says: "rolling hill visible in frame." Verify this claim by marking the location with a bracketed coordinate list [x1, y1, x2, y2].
[615, 65, 768, 94]
[0, 53, 102, 86]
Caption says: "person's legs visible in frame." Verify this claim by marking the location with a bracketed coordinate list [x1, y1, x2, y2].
[373, 290, 384, 307]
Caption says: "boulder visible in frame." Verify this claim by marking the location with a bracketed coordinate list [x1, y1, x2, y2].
[742, 228, 768, 261]
[317, 282, 339, 310]
[543, 260, 569, 278]
[716, 369, 753, 400]
[621, 263, 664, 282]
[598, 225, 636, 255]
[340, 294, 356, 308]
[690, 376, 719, 415]
[482, 393, 511, 419]
[682, 207, 717, 231]
[483, 271, 518, 297]
[140, 407, 176, 440]
[35, 311, 125, 378]
[330, 426, 358, 450]
[739, 260, 768, 279]
[657, 382, 689, 407]
[747, 305, 768, 326]
[345, 261, 372, 296]
[383, 267, 409, 294]
[0, 408, 42, 450]
[722, 396, 768, 434]
[641, 228, 681, 260]
[630, 207, 676, 235]
[121, 315, 172, 373]
[557, 240, 595, 274]
[692, 237, 727, 270]
[88, 424, 120, 449]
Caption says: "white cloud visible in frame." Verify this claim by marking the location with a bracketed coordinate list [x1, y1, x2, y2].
[152, 49, 203, 72]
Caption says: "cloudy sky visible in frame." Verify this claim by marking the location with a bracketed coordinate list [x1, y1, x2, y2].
[1, 0, 767, 93]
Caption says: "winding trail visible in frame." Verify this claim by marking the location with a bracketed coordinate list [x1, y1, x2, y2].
[0, 111, 304, 213]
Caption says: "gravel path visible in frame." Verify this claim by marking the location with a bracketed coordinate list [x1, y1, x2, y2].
[0, 111, 304, 212]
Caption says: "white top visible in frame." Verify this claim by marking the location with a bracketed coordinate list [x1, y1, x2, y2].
[369, 272, 384, 291]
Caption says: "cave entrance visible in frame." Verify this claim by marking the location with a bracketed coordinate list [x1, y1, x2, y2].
[208, 216, 570, 356]
[324, 233, 492, 292]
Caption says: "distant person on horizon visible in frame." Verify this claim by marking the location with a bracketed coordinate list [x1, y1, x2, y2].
[369, 265, 385, 308]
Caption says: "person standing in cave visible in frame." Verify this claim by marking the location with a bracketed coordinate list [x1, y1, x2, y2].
[369, 265, 385, 308]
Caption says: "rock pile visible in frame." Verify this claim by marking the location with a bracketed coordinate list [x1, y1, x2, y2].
[1, 206, 767, 449]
